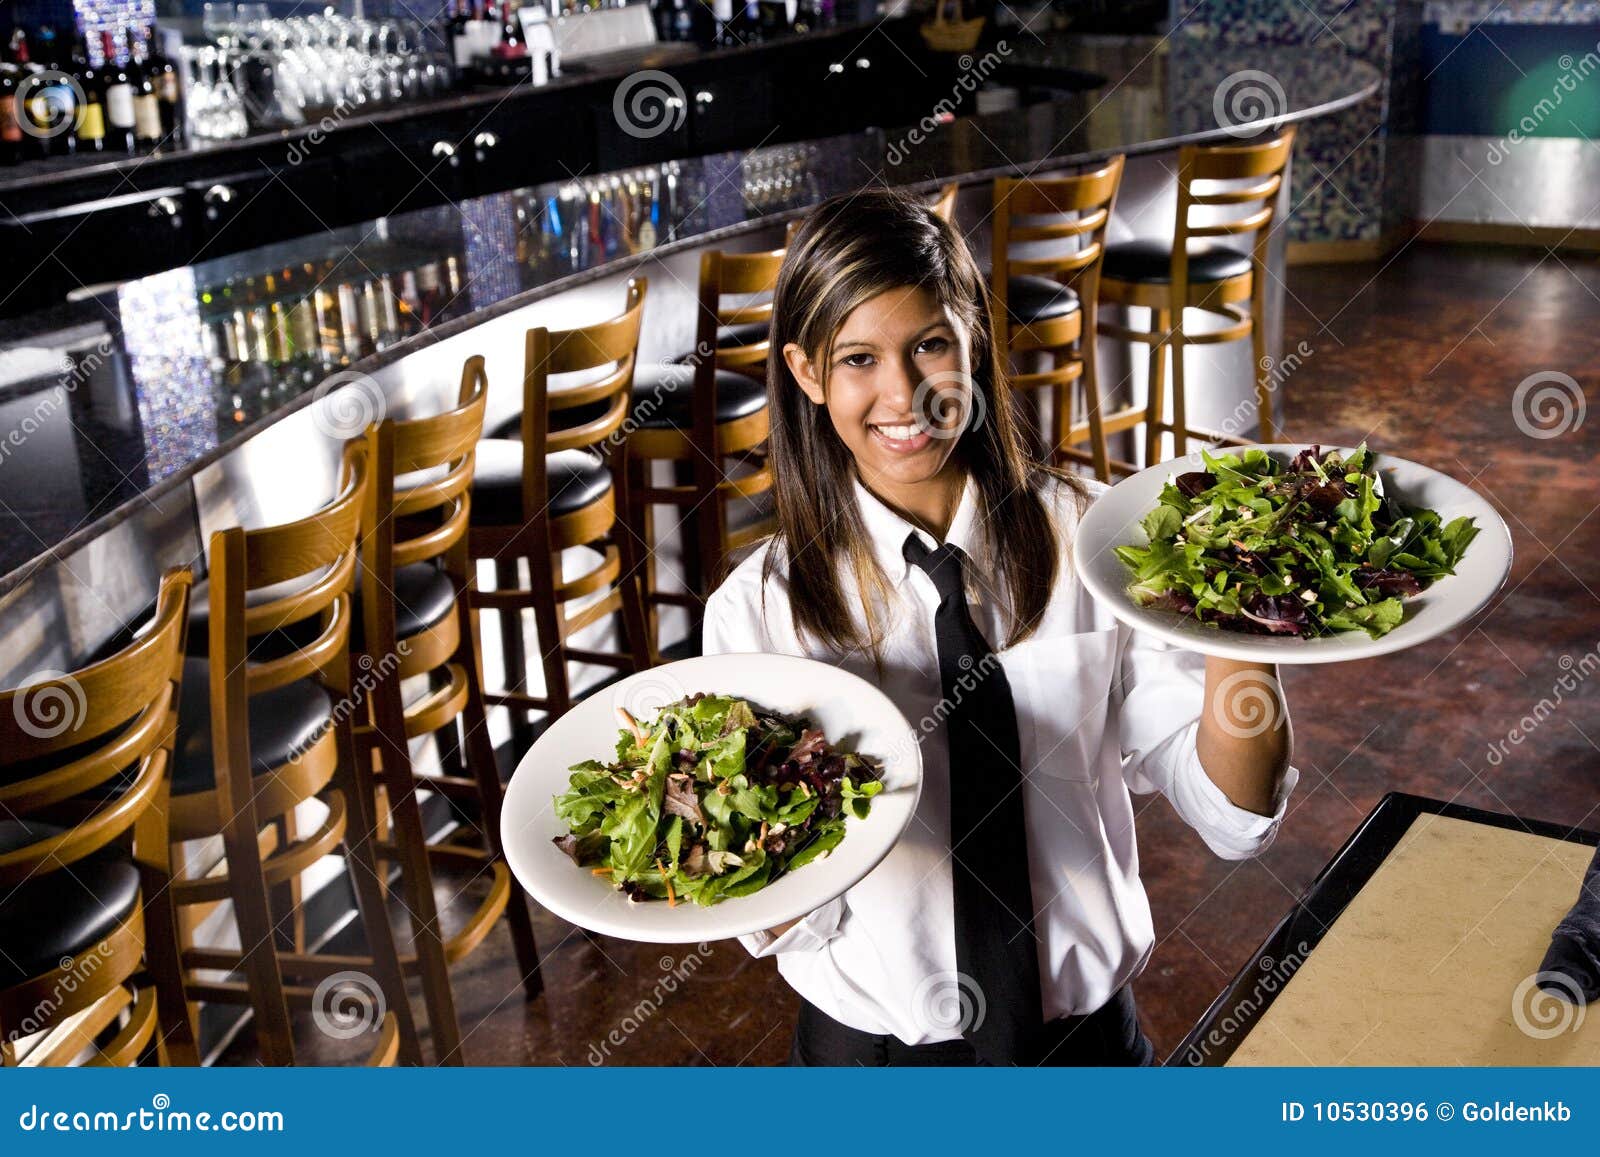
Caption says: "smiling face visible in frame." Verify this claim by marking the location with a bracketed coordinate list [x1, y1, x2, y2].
[782, 284, 976, 532]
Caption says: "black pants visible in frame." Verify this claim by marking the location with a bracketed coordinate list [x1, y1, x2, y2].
[787, 986, 1157, 1066]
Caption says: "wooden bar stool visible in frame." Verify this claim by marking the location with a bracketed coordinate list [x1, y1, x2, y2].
[624, 249, 782, 654]
[0, 569, 195, 1066]
[990, 156, 1125, 480]
[354, 357, 541, 1065]
[1096, 129, 1296, 463]
[166, 440, 419, 1066]
[470, 281, 653, 731]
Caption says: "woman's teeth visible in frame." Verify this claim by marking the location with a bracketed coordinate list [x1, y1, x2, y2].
[873, 423, 921, 440]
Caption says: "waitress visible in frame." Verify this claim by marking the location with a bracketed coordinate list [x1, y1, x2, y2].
[701, 188, 1297, 1066]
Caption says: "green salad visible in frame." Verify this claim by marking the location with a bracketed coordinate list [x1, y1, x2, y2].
[1114, 445, 1479, 639]
[552, 693, 884, 906]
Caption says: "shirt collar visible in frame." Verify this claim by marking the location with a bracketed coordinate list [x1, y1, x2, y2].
[851, 469, 982, 584]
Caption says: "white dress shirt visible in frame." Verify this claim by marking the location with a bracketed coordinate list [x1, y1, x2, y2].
[700, 470, 1299, 1044]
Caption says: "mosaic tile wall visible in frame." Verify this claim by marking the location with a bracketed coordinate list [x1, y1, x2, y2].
[1423, 0, 1600, 24]
[1171, 0, 1425, 247]
[9, 0, 158, 64]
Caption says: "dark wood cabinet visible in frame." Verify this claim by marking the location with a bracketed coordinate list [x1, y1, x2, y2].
[0, 20, 932, 318]
[185, 160, 341, 254]
[0, 186, 191, 313]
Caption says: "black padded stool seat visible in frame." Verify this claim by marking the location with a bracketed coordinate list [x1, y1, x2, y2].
[0, 819, 140, 986]
[172, 657, 334, 795]
[627, 364, 768, 430]
[486, 399, 614, 440]
[1100, 239, 1253, 284]
[1005, 275, 1081, 324]
[470, 442, 612, 525]
[670, 320, 770, 362]
[486, 365, 769, 442]
[184, 562, 455, 659]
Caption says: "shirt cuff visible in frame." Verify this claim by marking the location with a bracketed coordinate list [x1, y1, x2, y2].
[736, 897, 845, 957]
[1182, 735, 1299, 860]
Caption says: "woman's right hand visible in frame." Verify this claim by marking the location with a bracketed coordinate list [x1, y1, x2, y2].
[765, 916, 802, 939]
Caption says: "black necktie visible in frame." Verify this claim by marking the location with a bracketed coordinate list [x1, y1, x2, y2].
[903, 531, 1044, 1064]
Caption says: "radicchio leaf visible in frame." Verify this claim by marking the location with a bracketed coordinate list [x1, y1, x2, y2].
[1239, 593, 1309, 636]
[1356, 567, 1424, 597]
[663, 772, 705, 826]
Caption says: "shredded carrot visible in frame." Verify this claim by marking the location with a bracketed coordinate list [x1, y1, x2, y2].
[656, 858, 677, 907]
[591, 867, 613, 876]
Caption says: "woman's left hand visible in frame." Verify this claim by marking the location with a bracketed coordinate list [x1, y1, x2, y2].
[1194, 657, 1292, 817]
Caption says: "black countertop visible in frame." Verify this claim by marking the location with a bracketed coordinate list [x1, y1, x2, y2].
[0, 29, 1380, 595]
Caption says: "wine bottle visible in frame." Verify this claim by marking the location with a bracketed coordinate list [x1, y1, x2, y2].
[30, 26, 71, 158]
[142, 25, 180, 141]
[129, 28, 161, 150]
[72, 35, 106, 155]
[0, 43, 22, 166]
[99, 31, 135, 153]
[449, 0, 474, 68]
[494, 1, 527, 59]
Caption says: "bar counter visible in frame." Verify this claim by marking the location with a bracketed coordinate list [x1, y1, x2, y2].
[0, 27, 1379, 679]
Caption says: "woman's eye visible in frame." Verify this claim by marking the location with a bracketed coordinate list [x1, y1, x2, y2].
[840, 353, 875, 368]
[918, 337, 950, 355]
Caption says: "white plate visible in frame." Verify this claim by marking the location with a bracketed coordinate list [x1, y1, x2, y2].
[1072, 444, 1513, 664]
[500, 652, 923, 943]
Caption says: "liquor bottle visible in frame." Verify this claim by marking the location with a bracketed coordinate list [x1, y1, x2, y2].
[669, 0, 692, 42]
[448, 0, 475, 68]
[142, 25, 180, 140]
[0, 43, 21, 166]
[72, 35, 106, 155]
[650, 0, 674, 42]
[99, 31, 135, 153]
[26, 27, 65, 158]
[129, 29, 162, 150]
[494, 1, 528, 58]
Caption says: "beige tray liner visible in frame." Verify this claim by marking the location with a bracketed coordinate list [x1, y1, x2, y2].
[1228, 812, 1600, 1066]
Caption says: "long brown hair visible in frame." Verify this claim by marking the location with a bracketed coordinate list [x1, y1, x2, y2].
[762, 186, 1086, 660]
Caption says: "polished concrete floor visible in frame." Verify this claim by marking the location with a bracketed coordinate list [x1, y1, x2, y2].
[224, 242, 1600, 1066]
